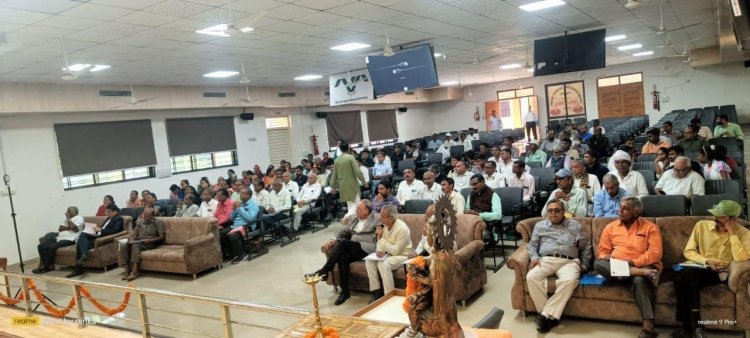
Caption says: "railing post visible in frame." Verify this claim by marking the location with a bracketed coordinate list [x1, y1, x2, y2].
[220, 304, 233, 338]
[72, 285, 85, 328]
[137, 293, 150, 338]
[20, 277, 31, 316]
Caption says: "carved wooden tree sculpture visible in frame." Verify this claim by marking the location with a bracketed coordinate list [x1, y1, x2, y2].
[401, 195, 464, 338]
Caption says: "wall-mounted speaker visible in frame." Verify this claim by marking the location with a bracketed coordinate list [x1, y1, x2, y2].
[315, 112, 327, 119]
[240, 112, 255, 120]
[397, 107, 408, 113]
[745, 60, 750, 68]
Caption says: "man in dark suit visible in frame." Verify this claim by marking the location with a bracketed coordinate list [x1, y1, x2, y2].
[66, 204, 124, 277]
[305, 199, 379, 306]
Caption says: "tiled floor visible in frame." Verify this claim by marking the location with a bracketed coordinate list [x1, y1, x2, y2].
[4, 221, 745, 338]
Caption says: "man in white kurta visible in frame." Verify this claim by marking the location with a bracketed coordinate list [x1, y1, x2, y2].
[366, 205, 412, 302]
[654, 156, 705, 197]
[396, 168, 425, 205]
[293, 174, 322, 230]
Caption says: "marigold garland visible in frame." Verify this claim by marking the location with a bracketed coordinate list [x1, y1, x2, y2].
[79, 283, 133, 316]
[25, 280, 77, 318]
[304, 326, 339, 338]
[403, 256, 427, 312]
[0, 282, 26, 305]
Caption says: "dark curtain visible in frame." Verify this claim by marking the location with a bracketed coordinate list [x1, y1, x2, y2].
[325, 111, 363, 145]
[366, 109, 399, 141]
[165, 116, 236, 156]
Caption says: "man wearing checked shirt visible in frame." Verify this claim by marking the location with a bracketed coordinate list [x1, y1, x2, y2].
[526, 199, 591, 333]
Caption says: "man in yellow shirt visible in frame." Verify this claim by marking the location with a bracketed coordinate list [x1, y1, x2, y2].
[671, 200, 750, 338]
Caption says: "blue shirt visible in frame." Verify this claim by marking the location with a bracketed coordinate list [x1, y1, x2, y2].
[580, 132, 592, 142]
[427, 140, 443, 150]
[230, 199, 260, 230]
[593, 188, 630, 218]
[372, 161, 392, 178]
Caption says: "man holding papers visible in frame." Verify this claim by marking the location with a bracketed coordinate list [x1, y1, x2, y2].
[595, 197, 663, 338]
[366, 205, 412, 304]
[671, 200, 750, 338]
[526, 199, 591, 333]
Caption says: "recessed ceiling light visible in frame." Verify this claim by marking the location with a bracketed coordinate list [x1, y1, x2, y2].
[330, 42, 371, 51]
[89, 65, 111, 72]
[605, 34, 627, 42]
[527, 68, 535, 73]
[196, 24, 230, 37]
[617, 43, 642, 51]
[63, 63, 91, 72]
[633, 51, 654, 57]
[239, 27, 254, 33]
[294, 74, 323, 81]
[441, 81, 458, 86]
[519, 0, 566, 12]
[499, 63, 522, 70]
[203, 71, 239, 78]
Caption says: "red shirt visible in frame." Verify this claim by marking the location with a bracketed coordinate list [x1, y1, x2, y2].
[214, 199, 234, 227]
[96, 204, 106, 217]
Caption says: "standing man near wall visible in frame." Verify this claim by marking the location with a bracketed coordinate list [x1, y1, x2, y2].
[524, 107, 538, 141]
[330, 142, 366, 219]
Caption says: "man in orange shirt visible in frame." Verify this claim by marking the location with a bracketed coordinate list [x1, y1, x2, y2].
[594, 197, 663, 338]
[641, 128, 671, 155]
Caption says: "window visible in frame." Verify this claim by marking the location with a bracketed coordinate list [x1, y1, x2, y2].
[370, 138, 398, 146]
[329, 142, 364, 152]
[596, 72, 644, 119]
[62, 166, 155, 190]
[170, 151, 238, 174]
[497, 87, 535, 100]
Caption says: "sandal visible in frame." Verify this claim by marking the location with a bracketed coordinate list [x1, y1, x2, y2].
[647, 270, 662, 287]
[638, 328, 658, 338]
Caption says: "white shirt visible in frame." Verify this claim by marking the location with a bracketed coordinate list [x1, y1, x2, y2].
[589, 126, 606, 134]
[524, 111, 537, 123]
[198, 199, 219, 218]
[297, 182, 322, 204]
[452, 172, 472, 192]
[282, 181, 299, 197]
[467, 133, 479, 141]
[397, 179, 426, 205]
[490, 116, 502, 131]
[57, 215, 85, 242]
[358, 165, 370, 185]
[483, 173, 505, 189]
[609, 170, 649, 199]
[441, 139, 456, 149]
[252, 189, 271, 209]
[655, 169, 705, 197]
[506, 172, 536, 201]
[460, 139, 473, 152]
[495, 159, 515, 177]
[445, 191, 466, 215]
[574, 173, 601, 201]
[607, 157, 633, 173]
[269, 189, 292, 213]
[422, 183, 442, 201]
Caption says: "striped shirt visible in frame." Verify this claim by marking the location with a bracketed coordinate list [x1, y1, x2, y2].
[528, 218, 592, 268]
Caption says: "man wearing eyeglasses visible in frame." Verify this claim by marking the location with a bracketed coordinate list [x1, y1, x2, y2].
[527, 199, 591, 333]
[654, 156, 705, 197]
[541, 168, 588, 218]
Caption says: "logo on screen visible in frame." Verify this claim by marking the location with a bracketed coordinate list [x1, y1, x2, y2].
[334, 75, 369, 95]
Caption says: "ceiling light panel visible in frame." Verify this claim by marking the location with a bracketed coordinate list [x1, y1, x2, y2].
[605, 35, 626, 42]
[294, 74, 323, 80]
[499, 64, 522, 70]
[203, 71, 239, 78]
[632, 51, 653, 56]
[330, 42, 371, 51]
[617, 43, 642, 51]
[519, 0, 566, 12]
[89, 65, 111, 72]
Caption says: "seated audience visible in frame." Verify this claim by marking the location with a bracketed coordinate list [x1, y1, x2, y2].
[321, 152, 334, 167]
[293, 166, 308, 187]
[464, 174, 502, 223]
[183, 185, 200, 204]
[396, 168, 425, 205]
[588, 119, 605, 134]
[527, 199, 591, 333]
[467, 127, 480, 141]
[595, 197, 663, 338]
[429, 164, 446, 185]
[698, 145, 732, 180]
[198, 177, 212, 195]
[609, 150, 648, 199]
[662, 121, 681, 144]
[577, 124, 592, 142]
[488, 145, 502, 165]
[439, 178, 466, 213]
[366, 205, 412, 303]
[671, 200, 750, 338]
[66, 204, 124, 277]
[713, 114, 743, 140]
[220, 189, 259, 264]
[371, 151, 392, 197]
[95, 195, 114, 217]
[471, 157, 486, 175]
[427, 134, 442, 150]
[505, 160, 535, 202]
[230, 180, 244, 203]
[608, 145, 635, 172]
[525, 139, 547, 164]
[593, 174, 630, 218]
[495, 147, 516, 177]
[541, 130, 560, 152]
[584, 150, 608, 184]
[126, 190, 143, 208]
[653, 147, 671, 179]
[175, 194, 199, 217]
[654, 156, 705, 197]
[119, 207, 165, 281]
[140, 193, 161, 217]
[293, 174, 322, 230]
[451, 160, 472, 192]
[588, 127, 610, 158]
[477, 142, 491, 158]
[642, 128, 671, 155]
[546, 145, 571, 172]
[502, 136, 520, 158]
[169, 184, 181, 203]
[213, 176, 228, 191]
[421, 171, 442, 201]
[560, 138, 579, 160]
[281, 172, 300, 197]
[372, 180, 400, 213]
[571, 159, 600, 216]
[214, 188, 235, 231]
[677, 125, 707, 155]
[263, 167, 277, 187]
[265, 179, 293, 234]
[390, 145, 405, 169]
[197, 190, 218, 218]
[542, 168, 587, 217]
[483, 160, 504, 189]
[690, 117, 713, 139]
[140, 189, 151, 201]
[305, 200, 379, 306]
[359, 149, 375, 168]
[441, 133, 456, 150]
[33, 207, 84, 274]
[252, 180, 271, 209]
[665, 145, 704, 178]
[459, 132, 473, 152]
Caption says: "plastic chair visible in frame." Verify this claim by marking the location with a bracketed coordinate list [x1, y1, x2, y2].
[641, 195, 687, 217]
[404, 199, 433, 214]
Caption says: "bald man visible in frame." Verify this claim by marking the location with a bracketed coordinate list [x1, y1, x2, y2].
[282, 171, 300, 196]
[294, 173, 322, 230]
[654, 156, 705, 197]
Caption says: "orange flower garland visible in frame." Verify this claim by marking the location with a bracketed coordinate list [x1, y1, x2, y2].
[304, 326, 339, 338]
[403, 256, 427, 312]
[79, 283, 133, 316]
[0, 281, 26, 305]
[27, 280, 77, 318]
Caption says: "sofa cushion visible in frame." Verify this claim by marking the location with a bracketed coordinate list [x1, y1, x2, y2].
[398, 214, 485, 250]
[159, 217, 215, 245]
[656, 281, 735, 307]
[655, 216, 712, 267]
[140, 245, 185, 262]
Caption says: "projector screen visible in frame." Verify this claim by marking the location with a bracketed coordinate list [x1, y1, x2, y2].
[366, 44, 439, 97]
[533, 29, 606, 77]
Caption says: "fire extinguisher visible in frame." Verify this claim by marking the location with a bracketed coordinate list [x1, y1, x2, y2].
[651, 85, 660, 111]
[309, 134, 320, 156]
[473, 107, 480, 121]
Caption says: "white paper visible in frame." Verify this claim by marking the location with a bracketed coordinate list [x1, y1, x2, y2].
[610, 258, 631, 277]
[82, 222, 97, 235]
[679, 261, 707, 269]
[364, 252, 389, 261]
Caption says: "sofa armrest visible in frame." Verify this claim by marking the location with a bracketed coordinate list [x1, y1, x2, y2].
[455, 240, 484, 264]
[728, 260, 750, 294]
[185, 234, 215, 251]
[94, 231, 127, 248]
[507, 243, 529, 277]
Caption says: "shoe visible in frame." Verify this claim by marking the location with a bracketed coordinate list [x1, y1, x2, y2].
[223, 256, 234, 262]
[368, 290, 384, 304]
[668, 329, 691, 338]
[65, 267, 84, 278]
[537, 316, 559, 333]
[231, 255, 248, 264]
[693, 327, 707, 338]
[534, 315, 546, 331]
[32, 267, 48, 274]
[334, 292, 350, 306]
[75, 255, 88, 265]
[638, 329, 658, 338]
[125, 272, 139, 281]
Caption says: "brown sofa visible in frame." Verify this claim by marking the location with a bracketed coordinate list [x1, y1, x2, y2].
[118, 217, 222, 279]
[55, 216, 132, 271]
[507, 216, 750, 333]
[322, 214, 487, 303]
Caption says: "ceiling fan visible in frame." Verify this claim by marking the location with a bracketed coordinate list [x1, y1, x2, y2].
[194, 2, 266, 37]
[655, 31, 675, 48]
[239, 86, 254, 103]
[127, 84, 155, 105]
[460, 39, 502, 65]
[239, 61, 250, 84]
[667, 40, 689, 58]
[383, 31, 394, 56]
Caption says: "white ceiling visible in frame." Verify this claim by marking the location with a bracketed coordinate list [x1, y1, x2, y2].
[0, 0, 717, 87]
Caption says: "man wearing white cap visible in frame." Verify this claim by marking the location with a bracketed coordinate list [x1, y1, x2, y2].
[609, 150, 649, 199]
[436, 133, 456, 161]
[541, 168, 588, 218]
[526, 140, 547, 164]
